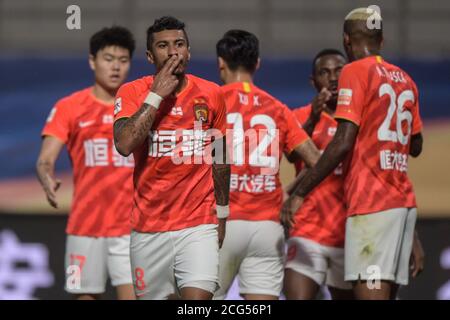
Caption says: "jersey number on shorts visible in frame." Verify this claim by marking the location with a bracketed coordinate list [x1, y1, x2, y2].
[227, 113, 277, 168]
[134, 267, 146, 291]
[69, 254, 86, 271]
[377, 83, 414, 145]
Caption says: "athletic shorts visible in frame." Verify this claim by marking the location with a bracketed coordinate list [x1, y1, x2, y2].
[64, 234, 132, 294]
[130, 224, 219, 300]
[214, 220, 285, 299]
[285, 236, 351, 290]
[345, 207, 417, 285]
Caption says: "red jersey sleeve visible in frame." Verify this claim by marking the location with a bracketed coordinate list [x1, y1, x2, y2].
[281, 105, 309, 154]
[335, 64, 366, 126]
[293, 105, 312, 125]
[212, 88, 227, 135]
[114, 83, 139, 122]
[411, 82, 423, 135]
[41, 98, 72, 143]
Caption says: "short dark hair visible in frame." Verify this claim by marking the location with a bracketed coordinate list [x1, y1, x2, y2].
[89, 26, 135, 57]
[146, 16, 189, 50]
[216, 29, 259, 73]
[312, 48, 346, 74]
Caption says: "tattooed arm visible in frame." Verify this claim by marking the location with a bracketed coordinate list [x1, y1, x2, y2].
[114, 105, 157, 157]
[212, 140, 231, 207]
[212, 135, 230, 249]
[114, 55, 184, 156]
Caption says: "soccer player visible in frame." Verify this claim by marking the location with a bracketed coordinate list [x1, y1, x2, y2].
[282, 7, 425, 300]
[113, 16, 230, 300]
[284, 49, 354, 300]
[36, 26, 136, 300]
[213, 30, 320, 300]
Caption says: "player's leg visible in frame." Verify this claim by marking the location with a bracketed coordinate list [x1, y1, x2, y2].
[106, 235, 135, 300]
[65, 235, 108, 300]
[284, 237, 327, 300]
[389, 283, 400, 300]
[391, 207, 418, 299]
[175, 224, 220, 300]
[214, 220, 246, 300]
[243, 293, 278, 300]
[283, 269, 320, 300]
[352, 280, 393, 300]
[345, 208, 411, 300]
[179, 286, 214, 300]
[115, 284, 135, 300]
[75, 293, 102, 300]
[239, 221, 285, 300]
[130, 230, 177, 300]
[325, 245, 353, 300]
[328, 286, 354, 300]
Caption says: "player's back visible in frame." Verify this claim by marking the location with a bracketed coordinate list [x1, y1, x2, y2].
[221, 82, 307, 222]
[335, 56, 422, 215]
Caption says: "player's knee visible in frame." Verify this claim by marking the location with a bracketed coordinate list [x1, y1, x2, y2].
[180, 286, 214, 300]
[74, 293, 101, 300]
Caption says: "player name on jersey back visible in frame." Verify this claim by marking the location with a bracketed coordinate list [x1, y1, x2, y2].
[335, 55, 422, 215]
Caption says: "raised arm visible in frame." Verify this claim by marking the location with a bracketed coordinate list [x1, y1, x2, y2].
[302, 88, 332, 136]
[114, 55, 183, 156]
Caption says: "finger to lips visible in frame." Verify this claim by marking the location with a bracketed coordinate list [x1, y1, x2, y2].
[162, 55, 178, 73]
[169, 55, 183, 74]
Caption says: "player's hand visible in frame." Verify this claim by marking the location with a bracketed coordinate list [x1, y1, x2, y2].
[150, 55, 183, 98]
[280, 195, 303, 230]
[217, 218, 227, 249]
[41, 173, 61, 208]
[410, 231, 425, 278]
[310, 87, 332, 122]
[282, 189, 290, 202]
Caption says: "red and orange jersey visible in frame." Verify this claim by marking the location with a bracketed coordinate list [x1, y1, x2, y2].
[222, 82, 309, 222]
[114, 75, 226, 232]
[42, 87, 134, 237]
[335, 55, 423, 216]
[290, 105, 346, 247]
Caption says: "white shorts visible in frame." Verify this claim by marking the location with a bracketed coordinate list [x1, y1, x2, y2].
[64, 235, 132, 294]
[214, 220, 285, 299]
[130, 224, 219, 300]
[345, 207, 417, 285]
[285, 236, 351, 290]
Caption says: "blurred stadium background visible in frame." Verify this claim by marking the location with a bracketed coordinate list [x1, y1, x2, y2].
[0, 0, 449, 299]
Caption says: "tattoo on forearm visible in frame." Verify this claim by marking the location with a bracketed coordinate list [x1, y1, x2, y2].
[114, 103, 156, 153]
[212, 163, 230, 206]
